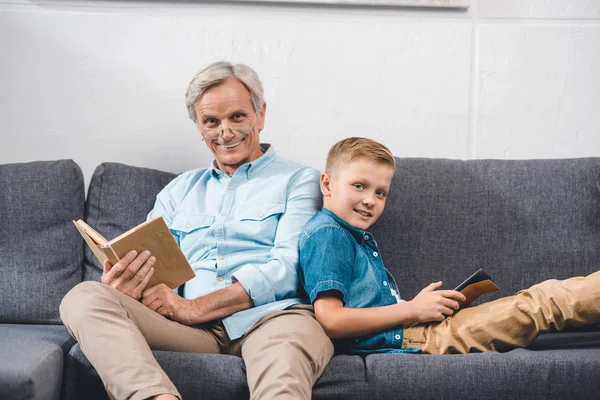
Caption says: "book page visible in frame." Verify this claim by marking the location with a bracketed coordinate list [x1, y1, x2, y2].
[74, 219, 108, 246]
[73, 220, 110, 266]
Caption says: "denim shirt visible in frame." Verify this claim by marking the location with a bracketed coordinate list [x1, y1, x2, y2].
[299, 208, 419, 354]
[147, 144, 321, 340]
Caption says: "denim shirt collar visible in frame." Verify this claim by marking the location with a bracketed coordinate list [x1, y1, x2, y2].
[209, 143, 274, 180]
[320, 207, 373, 245]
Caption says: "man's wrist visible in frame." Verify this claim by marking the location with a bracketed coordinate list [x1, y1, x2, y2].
[189, 297, 206, 324]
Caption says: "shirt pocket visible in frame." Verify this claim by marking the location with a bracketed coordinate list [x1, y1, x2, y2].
[237, 202, 285, 245]
[170, 215, 215, 246]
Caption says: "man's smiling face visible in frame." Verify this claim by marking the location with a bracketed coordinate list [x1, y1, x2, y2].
[194, 78, 265, 176]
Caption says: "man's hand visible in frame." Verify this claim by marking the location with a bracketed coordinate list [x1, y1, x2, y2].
[141, 284, 197, 325]
[101, 250, 155, 300]
[407, 281, 466, 323]
[141, 282, 254, 326]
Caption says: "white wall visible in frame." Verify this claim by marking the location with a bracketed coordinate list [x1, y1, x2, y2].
[1, 0, 599, 186]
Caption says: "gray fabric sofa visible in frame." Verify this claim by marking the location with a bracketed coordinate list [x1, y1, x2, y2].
[0, 161, 83, 400]
[1, 157, 599, 400]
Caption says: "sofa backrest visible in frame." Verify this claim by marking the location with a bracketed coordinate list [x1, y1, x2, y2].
[0, 160, 85, 324]
[83, 163, 177, 281]
[370, 158, 600, 303]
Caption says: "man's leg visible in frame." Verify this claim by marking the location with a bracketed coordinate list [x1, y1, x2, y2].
[234, 305, 334, 400]
[403, 270, 600, 354]
[60, 281, 224, 400]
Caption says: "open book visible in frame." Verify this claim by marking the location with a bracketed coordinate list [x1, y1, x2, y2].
[73, 216, 195, 289]
[455, 269, 500, 307]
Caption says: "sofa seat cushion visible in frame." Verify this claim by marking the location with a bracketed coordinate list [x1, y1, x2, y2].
[0, 160, 85, 324]
[314, 354, 369, 399]
[366, 347, 600, 399]
[83, 163, 177, 282]
[64, 345, 367, 400]
[0, 324, 75, 400]
[65, 344, 249, 400]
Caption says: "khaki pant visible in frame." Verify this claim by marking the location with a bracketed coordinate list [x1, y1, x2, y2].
[403, 270, 600, 354]
[60, 281, 334, 400]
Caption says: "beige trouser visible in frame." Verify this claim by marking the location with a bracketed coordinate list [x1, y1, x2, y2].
[403, 270, 600, 354]
[59, 281, 334, 400]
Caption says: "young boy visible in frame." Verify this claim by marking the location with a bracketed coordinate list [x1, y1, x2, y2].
[299, 137, 600, 354]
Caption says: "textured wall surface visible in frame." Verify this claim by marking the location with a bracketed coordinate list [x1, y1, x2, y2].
[1, 0, 599, 185]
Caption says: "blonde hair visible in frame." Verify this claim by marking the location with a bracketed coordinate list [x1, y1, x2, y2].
[185, 61, 264, 123]
[325, 137, 396, 174]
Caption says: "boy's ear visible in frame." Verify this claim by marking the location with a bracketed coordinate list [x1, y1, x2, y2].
[320, 173, 331, 197]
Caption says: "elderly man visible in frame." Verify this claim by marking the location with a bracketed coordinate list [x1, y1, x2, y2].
[60, 62, 334, 400]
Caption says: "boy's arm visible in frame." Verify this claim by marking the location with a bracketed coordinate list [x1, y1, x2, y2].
[314, 283, 466, 339]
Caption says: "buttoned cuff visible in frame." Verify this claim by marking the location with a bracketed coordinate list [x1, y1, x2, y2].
[232, 264, 276, 307]
[309, 280, 349, 305]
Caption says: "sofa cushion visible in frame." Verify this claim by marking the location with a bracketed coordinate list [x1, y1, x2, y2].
[83, 163, 177, 281]
[366, 348, 600, 399]
[64, 345, 367, 400]
[372, 158, 600, 302]
[0, 160, 85, 323]
[64, 344, 249, 400]
[313, 354, 369, 399]
[0, 324, 75, 400]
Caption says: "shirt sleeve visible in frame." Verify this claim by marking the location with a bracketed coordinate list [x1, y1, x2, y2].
[231, 167, 322, 307]
[146, 172, 190, 246]
[299, 226, 356, 305]
[146, 172, 195, 294]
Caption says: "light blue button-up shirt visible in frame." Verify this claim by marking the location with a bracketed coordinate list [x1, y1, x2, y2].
[147, 144, 321, 340]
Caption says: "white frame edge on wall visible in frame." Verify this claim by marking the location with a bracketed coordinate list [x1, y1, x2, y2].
[225, 0, 469, 8]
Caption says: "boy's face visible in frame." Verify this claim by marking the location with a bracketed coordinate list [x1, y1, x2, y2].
[321, 158, 394, 231]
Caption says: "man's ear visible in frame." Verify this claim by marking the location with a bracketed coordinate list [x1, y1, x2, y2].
[320, 173, 331, 197]
[258, 102, 267, 132]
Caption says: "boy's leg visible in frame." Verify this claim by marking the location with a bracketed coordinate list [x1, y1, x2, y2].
[233, 305, 334, 400]
[60, 281, 225, 400]
[403, 270, 600, 354]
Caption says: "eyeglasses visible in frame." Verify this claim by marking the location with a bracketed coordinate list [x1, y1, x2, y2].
[197, 115, 257, 142]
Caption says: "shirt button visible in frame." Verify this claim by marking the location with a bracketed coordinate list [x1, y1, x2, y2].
[217, 276, 224, 282]
[219, 255, 224, 260]
[383, 281, 388, 286]
[221, 212, 227, 217]
[395, 334, 401, 340]
[373, 252, 378, 257]
[185, 223, 191, 229]
[258, 212, 265, 217]
[364, 235, 369, 240]
[229, 185, 234, 190]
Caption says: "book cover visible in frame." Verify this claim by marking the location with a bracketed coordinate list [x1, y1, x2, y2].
[73, 216, 195, 289]
[454, 269, 500, 307]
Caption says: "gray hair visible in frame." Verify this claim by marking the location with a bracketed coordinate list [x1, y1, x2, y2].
[185, 61, 264, 123]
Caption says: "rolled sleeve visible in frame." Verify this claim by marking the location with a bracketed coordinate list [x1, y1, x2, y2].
[232, 263, 276, 306]
[232, 167, 321, 307]
[309, 280, 349, 305]
[299, 225, 356, 306]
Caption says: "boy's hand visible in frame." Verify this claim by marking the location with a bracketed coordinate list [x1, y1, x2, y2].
[407, 281, 466, 323]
